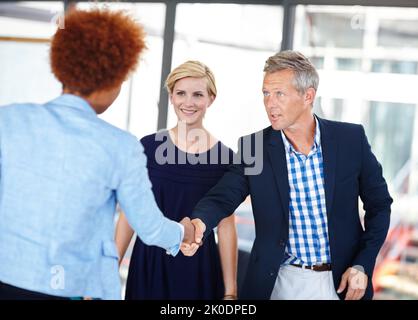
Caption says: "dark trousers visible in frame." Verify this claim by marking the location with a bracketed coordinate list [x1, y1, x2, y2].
[0, 281, 69, 300]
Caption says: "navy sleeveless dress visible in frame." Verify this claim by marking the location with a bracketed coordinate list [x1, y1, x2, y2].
[125, 131, 234, 300]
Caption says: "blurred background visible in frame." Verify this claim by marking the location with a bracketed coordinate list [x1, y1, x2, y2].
[1, 0, 417, 299]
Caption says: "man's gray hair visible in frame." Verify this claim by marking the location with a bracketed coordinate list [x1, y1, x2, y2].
[264, 50, 319, 95]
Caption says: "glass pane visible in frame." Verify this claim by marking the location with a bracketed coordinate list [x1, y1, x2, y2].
[336, 58, 361, 71]
[378, 19, 418, 49]
[0, 1, 63, 38]
[69, 2, 166, 135]
[0, 41, 61, 105]
[295, 6, 364, 49]
[366, 102, 415, 183]
[371, 60, 418, 75]
[172, 3, 283, 150]
[0, 1, 64, 105]
[294, 4, 418, 190]
[310, 56, 324, 70]
[294, 5, 418, 300]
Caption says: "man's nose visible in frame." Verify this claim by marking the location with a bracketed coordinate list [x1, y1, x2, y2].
[265, 96, 277, 109]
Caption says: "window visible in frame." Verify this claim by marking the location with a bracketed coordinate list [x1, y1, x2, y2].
[75, 2, 166, 136]
[0, 1, 64, 105]
[171, 3, 283, 150]
[294, 5, 418, 193]
[372, 60, 418, 75]
[366, 101, 416, 184]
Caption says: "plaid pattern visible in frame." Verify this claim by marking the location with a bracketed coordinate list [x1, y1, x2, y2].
[281, 117, 331, 266]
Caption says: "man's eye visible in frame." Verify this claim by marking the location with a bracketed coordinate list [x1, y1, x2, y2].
[276, 91, 284, 97]
[263, 91, 270, 97]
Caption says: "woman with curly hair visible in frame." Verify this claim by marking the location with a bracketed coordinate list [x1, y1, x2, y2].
[0, 8, 193, 300]
[116, 61, 238, 300]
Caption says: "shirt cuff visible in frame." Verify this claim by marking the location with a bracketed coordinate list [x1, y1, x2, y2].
[165, 222, 184, 256]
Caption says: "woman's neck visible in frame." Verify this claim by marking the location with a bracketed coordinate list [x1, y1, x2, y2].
[169, 122, 217, 154]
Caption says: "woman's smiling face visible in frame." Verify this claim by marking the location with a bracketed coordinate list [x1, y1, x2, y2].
[170, 77, 214, 126]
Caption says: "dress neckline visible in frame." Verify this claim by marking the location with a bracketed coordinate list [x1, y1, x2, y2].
[166, 130, 220, 156]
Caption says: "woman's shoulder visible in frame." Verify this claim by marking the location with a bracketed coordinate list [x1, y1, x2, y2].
[140, 130, 169, 150]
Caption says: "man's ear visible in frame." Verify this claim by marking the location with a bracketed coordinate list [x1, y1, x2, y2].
[305, 87, 316, 106]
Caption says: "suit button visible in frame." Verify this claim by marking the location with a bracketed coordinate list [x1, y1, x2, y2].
[269, 270, 276, 277]
[279, 239, 286, 246]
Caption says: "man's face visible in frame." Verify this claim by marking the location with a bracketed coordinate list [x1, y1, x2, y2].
[262, 69, 312, 131]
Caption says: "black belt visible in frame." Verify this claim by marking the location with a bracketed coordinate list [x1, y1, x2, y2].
[290, 263, 332, 272]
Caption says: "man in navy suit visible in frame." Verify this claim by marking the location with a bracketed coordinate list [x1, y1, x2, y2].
[181, 51, 392, 300]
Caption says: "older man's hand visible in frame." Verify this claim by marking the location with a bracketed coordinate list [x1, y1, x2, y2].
[179, 217, 206, 257]
[337, 266, 368, 300]
[191, 218, 206, 245]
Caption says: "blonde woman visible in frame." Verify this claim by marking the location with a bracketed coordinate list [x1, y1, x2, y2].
[116, 61, 237, 300]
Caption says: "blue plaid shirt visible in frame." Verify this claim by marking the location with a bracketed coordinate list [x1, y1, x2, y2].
[281, 116, 331, 266]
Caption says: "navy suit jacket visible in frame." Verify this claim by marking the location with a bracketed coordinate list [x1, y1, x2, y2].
[192, 117, 392, 300]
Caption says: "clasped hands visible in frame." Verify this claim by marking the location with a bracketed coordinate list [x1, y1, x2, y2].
[179, 217, 206, 256]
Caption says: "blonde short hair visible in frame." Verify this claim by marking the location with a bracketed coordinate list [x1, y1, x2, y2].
[165, 60, 217, 97]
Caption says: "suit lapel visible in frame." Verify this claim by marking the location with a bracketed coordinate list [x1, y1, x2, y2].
[267, 128, 289, 221]
[266, 118, 337, 221]
[317, 117, 337, 221]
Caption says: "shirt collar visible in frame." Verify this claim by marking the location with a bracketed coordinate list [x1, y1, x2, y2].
[48, 94, 97, 116]
[280, 115, 321, 155]
[313, 115, 321, 149]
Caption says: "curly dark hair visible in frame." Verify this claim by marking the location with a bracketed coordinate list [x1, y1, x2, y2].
[50, 8, 146, 95]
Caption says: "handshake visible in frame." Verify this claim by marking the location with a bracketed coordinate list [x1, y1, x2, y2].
[179, 217, 206, 256]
